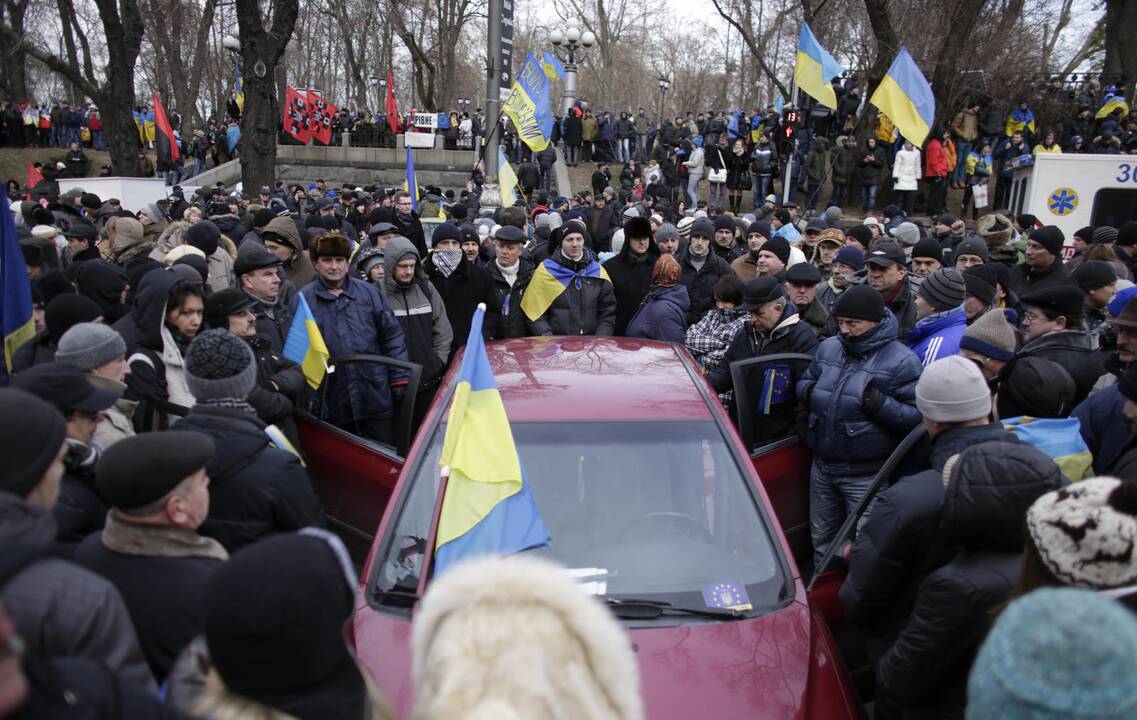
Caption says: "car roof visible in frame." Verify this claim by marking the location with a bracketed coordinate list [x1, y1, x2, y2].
[480, 337, 713, 422]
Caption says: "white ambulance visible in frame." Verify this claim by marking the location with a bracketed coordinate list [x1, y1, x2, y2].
[1009, 153, 1137, 258]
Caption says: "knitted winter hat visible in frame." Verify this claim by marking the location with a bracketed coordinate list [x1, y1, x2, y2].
[44, 293, 103, 343]
[55, 322, 127, 371]
[1073, 260, 1117, 292]
[915, 355, 991, 422]
[833, 285, 884, 322]
[918, 268, 966, 312]
[690, 218, 715, 240]
[996, 356, 1076, 419]
[185, 220, 221, 256]
[1118, 221, 1137, 248]
[960, 307, 1017, 361]
[1026, 477, 1137, 588]
[954, 237, 989, 263]
[761, 237, 791, 265]
[845, 224, 873, 248]
[823, 206, 841, 227]
[890, 221, 920, 247]
[963, 271, 997, 307]
[833, 246, 864, 271]
[655, 223, 679, 243]
[677, 216, 694, 239]
[746, 221, 772, 240]
[967, 588, 1137, 720]
[1029, 226, 1065, 256]
[1092, 225, 1119, 245]
[0, 388, 66, 499]
[911, 237, 942, 263]
[183, 328, 257, 401]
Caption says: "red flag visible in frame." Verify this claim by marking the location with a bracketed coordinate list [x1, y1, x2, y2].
[282, 86, 311, 144]
[306, 90, 337, 145]
[385, 69, 401, 134]
[151, 93, 180, 166]
[25, 163, 44, 195]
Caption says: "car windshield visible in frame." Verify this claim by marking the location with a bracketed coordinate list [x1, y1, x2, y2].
[374, 420, 787, 614]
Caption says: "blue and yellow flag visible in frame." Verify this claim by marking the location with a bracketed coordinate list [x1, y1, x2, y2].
[520, 258, 611, 322]
[1005, 107, 1036, 137]
[794, 22, 845, 110]
[1097, 94, 1129, 120]
[404, 146, 419, 212]
[1003, 416, 1094, 482]
[497, 146, 519, 207]
[283, 293, 330, 389]
[435, 305, 549, 574]
[1, 203, 34, 373]
[234, 57, 245, 112]
[869, 47, 935, 147]
[502, 52, 555, 152]
[541, 51, 565, 81]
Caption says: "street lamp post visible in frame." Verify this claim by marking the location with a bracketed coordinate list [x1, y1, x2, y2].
[549, 24, 596, 116]
[368, 75, 380, 113]
[657, 75, 671, 123]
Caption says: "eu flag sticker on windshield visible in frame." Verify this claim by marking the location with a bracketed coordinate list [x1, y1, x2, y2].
[702, 581, 753, 611]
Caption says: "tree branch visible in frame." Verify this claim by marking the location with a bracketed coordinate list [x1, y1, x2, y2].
[709, 0, 790, 98]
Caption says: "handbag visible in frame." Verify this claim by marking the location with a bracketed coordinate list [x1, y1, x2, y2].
[708, 148, 727, 183]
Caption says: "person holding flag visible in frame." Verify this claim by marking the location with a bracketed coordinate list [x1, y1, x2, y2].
[300, 231, 410, 444]
[521, 219, 616, 336]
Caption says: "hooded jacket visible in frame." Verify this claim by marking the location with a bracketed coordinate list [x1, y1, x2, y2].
[527, 247, 617, 336]
[626, 283, 690, 343]
[263, 216, 316, 288]
[173, 404, 322, 552]
[382, 237, 453, 386]
[603, 238, 660, 335]
[797, 310, 923, 473]
[150, 219, 238, 292]
[876, 443, 1064, 714]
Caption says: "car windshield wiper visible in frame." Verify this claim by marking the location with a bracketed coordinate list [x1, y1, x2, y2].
[602, 597, 745, 620]
[373, 588, 419, 607]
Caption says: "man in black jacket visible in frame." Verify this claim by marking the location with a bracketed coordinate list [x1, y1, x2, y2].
[1018, 284, 1104, 405]
[393, 191, 427, 258]
[75, 431, 226, 682]
[425, 223, 494, 357]
[865, 242, 917, 339]
[1008, 226, 1072, 296]
[602, 217, 659, 335]
[678, 218, 733, 325]
[485, 226, 534, 340]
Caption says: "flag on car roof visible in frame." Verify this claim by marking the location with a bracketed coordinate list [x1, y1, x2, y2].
[868, 47, 935, 146]
[1, 204, 34, 372]
[521, 258, 611, 322]
[794, 22, 845, 110]
[283, 292, 329, 389]
[435, 305, 549, 575]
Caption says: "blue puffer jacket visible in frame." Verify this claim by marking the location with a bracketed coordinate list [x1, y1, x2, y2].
[626, 284, 690, 342]
[907, 307, 966, 367]
[797, 309, 923, 473]
[302, 275, 409, 425]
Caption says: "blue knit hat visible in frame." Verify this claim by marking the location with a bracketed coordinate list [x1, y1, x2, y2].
[966, 588, 1137, 720]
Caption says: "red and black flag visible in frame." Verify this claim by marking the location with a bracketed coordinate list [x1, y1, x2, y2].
[307, 90, 336, 145]
[385, 69, 401, 133]
[151, 93, 180, 167]
[282, 86, 310, 144]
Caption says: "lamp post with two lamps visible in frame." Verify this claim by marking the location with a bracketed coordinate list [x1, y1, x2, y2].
[657, 74, 671, 122]
[548, 24, 596, 116]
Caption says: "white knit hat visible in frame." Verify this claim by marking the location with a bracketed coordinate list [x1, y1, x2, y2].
[915, 355, 992, 422]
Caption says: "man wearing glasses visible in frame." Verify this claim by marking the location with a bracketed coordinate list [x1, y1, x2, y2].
[1017, 284, 1103, 406]
[392, 191, 427, 258]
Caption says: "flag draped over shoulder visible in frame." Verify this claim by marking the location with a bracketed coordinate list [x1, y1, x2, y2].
[520, 258, 611, 322]
[1096, 94, 1129, 120]
[794, 22, 845, 110]
[307, 90, 337, 145]
[152, 93, 179, 167]
[869, 47, 936, 147]
[405, 147, 419, 212]
[502, 52, 555, 152]
[497, 146, 519, 207]
[1005, 107, 1036, 136]
[1, 205, 34, 372]
[282, 86, 310, 144]
[435, 305, 550, 575]
[283, 293, 329, 389]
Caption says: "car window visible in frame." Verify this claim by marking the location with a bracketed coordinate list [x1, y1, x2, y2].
[374, 420, 786, 613]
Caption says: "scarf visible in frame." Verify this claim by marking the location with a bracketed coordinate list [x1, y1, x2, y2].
[496, 259, 520, 288]
[431, 248, 462, 278]
[102, 511, 229, 560]
[652, 254, 682, 287]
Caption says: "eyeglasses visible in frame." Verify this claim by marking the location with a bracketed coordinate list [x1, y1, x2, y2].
[1021, 310, 1045, 324]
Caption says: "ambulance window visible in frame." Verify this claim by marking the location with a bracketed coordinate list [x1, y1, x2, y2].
[1093, 189, 1137, 228]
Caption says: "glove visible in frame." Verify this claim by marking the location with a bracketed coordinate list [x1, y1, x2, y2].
[861, 385, 886, 416]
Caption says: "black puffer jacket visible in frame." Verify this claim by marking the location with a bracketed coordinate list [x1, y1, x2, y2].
[527, 247, 617, 336]
[839, 424, 1018, 657]
[1018, 329, 1104, 406]
[876, 441, 1065, 716]
[677, 247, 733, 325]
[173, 405, 322, 553]
[603, 240, 660, 336]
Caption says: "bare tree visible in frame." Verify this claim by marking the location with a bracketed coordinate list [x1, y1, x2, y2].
[1103, 0, 1137, 99]
[137, 0, 219, 130]
[0, 0, 30, 98]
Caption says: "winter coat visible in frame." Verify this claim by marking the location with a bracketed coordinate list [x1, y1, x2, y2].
[1007, 258, 1071, 296]
[907, 307, 967, 366]
[839, 424, 1017, 657]
[805, 141, 829, 186]
[11, 330, 56, 373]
[705, 145, 729, 178]
[831, 144, 857, 185]
[797, 310, 923, 474]
[626, 284, 690, 342]
[52, 441, 106, 545]
[678, 248, 734, 325]
[425, 252, 494, 357]
[583, 203, 620, 253]
[581, 115, 598, 142]
[1074, 358, 1128, 474]
[950, 109, 979, 142]
[112, 270, 196, 431]
[563, 114, 583, 145]
[751, 142, 775, 175]
[1018, 329, 1104, 406]
[92, 395, 136, 451]
[247, 281, 297, 355]
[383, 239, 453, 386]
[892, 147, 921, 191]
[731, 252, 760, 281]
[603, 244, 660, 335]
[797, 298, 830, 337]
[485, 259, 535, 340]
[13, 653, 184, 718]
[0, 493, 155, 692]
[882, 276, 919, 340]
[74, 513, 226, 681]
[727, 148, 752, 190]
[245, 334, 306, 431]
[875, 443, 1063, 715]
[858, 145, 886, 185]
[527, 248, 617, 336]
[173, 404, 323, 552]
[262, 216, 316, 288]
[302, 274, 409, 424]
[710, 305, 819, 440]
[924, 139, 948, 178]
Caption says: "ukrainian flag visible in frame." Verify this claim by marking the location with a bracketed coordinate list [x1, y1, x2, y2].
[502, 52, 555, 152]
[283, 293, 330, 389]
[541, 51, 565, 82]
[1005, 107, 1036, 137]
[1003, 416, 1093, 481]
[1, 203, 34, 373]
[794, 22, 845, 110]
[520, 258, 611, 322]
[435, 305, 549, 574]
[869, 47, 935, 147]
[497, 146, 519, 207]
[404, 146, 419, 212]
[1097, 94, 1129, 120]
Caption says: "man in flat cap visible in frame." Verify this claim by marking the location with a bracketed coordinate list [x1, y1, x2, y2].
[1018, 284, 1104, 405]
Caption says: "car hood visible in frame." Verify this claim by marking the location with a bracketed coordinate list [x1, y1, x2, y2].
[353, 593, 818, 719]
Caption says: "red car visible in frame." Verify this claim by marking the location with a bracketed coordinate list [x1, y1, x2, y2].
[299, 337, 867, 719]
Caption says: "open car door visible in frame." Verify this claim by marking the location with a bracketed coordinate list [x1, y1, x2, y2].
[296, 354, 422, 562]
[730, 353, 816, 569]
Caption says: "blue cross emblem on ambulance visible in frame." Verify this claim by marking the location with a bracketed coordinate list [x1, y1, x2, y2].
[1048, 187, 1078, 216]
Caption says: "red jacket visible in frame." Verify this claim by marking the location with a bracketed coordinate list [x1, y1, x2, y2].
[925, 139, 947, 178]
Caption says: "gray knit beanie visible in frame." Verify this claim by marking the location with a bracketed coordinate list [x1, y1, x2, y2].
[655, 223, 679, 243]
[918, 267, 967, 312]
[184, 329, 257, 401]
[55, 322, 127, 371]
[915, 355, 992, 422]
[891, 221, 920, 247]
